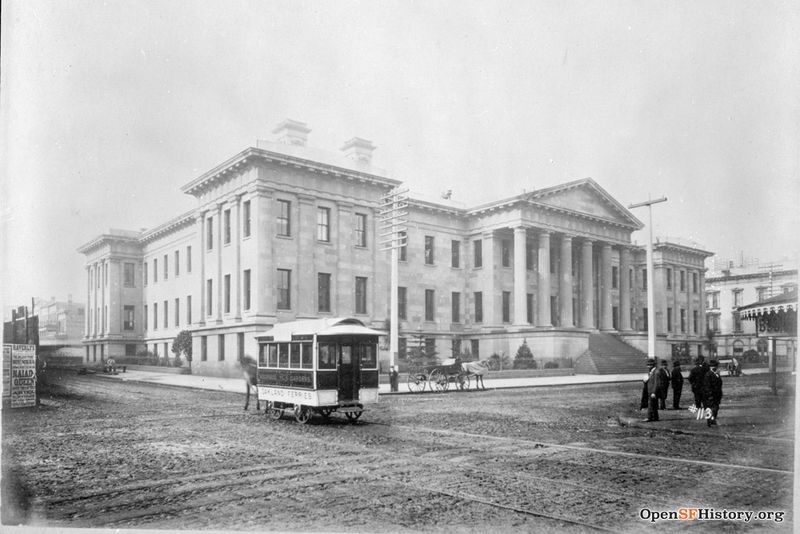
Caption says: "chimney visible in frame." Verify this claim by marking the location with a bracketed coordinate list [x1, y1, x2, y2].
[272, 119, 311, 146]
[341, 137, 376, 164]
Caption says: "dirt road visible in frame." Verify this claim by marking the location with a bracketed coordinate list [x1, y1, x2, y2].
[2, 370, 793, 533]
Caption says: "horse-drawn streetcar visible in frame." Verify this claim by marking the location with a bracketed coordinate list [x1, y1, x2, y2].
[256, 317, 382, 424]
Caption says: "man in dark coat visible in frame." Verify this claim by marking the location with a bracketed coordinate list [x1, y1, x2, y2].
[671, 360, 684, 410]
[702, 359, 723, 426]
[639, 359, 663, 422]
[688, 356, 709, 409]
[657, 359, 671, 409]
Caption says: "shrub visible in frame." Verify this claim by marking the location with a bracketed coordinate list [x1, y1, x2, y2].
[544, 361, 560, 369]
[513, 339, 537, 369]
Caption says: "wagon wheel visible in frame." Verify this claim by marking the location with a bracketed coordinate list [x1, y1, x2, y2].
[294, 405, 311, 424]
[267, 402, 283, 420]
[345, 410, 362, 424]
[407, 368, 427, 393]
[429, 369, 448, 392]
[318, 407, 334, 419]
[458, 373, 470, 391]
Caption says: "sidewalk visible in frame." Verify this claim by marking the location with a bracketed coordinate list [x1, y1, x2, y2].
[93, 366, 783, 396]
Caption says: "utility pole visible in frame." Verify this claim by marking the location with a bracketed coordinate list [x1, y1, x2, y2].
[758, 262, 783, 299]
[378, 187, 408, 371]
[628, 196, 667, 360]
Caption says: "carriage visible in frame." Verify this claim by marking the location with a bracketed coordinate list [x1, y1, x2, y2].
[406, 357, 485, 392]
[255, 317, 382, 424]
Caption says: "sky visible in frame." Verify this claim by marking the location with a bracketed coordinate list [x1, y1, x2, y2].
[1, 0, 799, 310]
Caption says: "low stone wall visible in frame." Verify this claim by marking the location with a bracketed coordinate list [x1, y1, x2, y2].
[124, 364, 191, 374]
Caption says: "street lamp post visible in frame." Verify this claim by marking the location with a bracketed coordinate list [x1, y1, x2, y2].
[628, 196, 667, 360]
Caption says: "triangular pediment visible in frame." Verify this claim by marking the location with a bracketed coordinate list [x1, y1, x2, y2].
[531, 179, 642, 228]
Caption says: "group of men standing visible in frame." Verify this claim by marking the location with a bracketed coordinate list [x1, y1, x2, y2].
[641, 355, 723, 427]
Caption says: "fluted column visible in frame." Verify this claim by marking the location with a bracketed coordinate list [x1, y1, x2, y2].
[85, 266, 91, 336]
[513, 226, 528, 325]
[100, 259, 106, 335]
[600, 243, 613, 330]
[216, 202, 224, 323]
[619, 246, 632, 331]
[537, 231, 551, 327]
[234, 194, 243, 320]
[197, 210, 207, 325]
[559, 235, 574, 327]
[580, 240, 594, 328]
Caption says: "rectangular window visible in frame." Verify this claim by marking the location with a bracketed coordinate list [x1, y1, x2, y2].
[153, 258, 158, 283]
[451, 292, 461, 323]
[502, 291, 510, 323]
[527, 293, 533, 324]
[224, 209, 231, 244]
[680, 271, 686, 292]
[243, 200, 251, 238]
[144, 305, 148, 330]
[451, 240, 460, 268]
[243, 270, 251, 311]
[424, 236, 434, 265]
[425, 289, 435, 321]
[474, 239, 482, 268]
[163, 300, 168, 329]
[207, 279, 213, 316]
[474, 292, 483, 323]
[612, 306, 619, 330]
[693, 272, 698, 293]
[238, 332, 245, 362]
[693, 310, 698, 334]
[452, 338, 462, 358]
[612, 266, 619, 289]
[290, 343, 301, 368]
[318, 273, 331, 313]
[550, 249, 557, 274]
[733, 290, 742, 307]
[201, 336, 207, 361]
[218, 334, 225, 361]
[666, 268, 672, 290]
[642, 269, 647, 290]
[143, 262, 148, 286]
[123, 263, 135, 288]
[398, 286, 407, 320]
[680, 308, 686, 333]
[667, 307, 673, 332]
[153, 302, 158, 330]
[175, 298, 180, 327]
[207, 216, 214, 249]
[526, 243, 534, 271]
[224, 274, 231, 313]
[317, 207, 330, 242]
[398, 231, 407, 261]
[123, 305, 135, 330]
[187, 246, 192, 273]
[277, 200, 291, 236]
[355, 213, 367, 247]
[501, 239, 510, 267]
[277, 269, 291, 310]
[164, 254, 168, 280]
[471, 339, 480, 358]
[643, 307, 648, 331]
[175, 250, 180, 277]
[629, 267, 633, 290]
[355, 276, 367, 314]
[187, 295, 192, 325]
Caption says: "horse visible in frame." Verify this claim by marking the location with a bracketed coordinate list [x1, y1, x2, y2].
[239, 356, 260, 411]
[461, 359, 490, 390]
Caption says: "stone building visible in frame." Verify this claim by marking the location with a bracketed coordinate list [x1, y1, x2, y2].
[78, 120, 713, 377]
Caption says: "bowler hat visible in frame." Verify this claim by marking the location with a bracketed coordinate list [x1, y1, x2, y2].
[709, 359, 719, 367]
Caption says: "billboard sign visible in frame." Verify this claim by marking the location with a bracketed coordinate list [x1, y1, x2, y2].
[2, 344, 37, 408]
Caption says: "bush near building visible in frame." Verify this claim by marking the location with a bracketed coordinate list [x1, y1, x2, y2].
[513, 340, 537, 369]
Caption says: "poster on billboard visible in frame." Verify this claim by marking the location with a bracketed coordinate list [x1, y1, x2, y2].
[2, 344, 37, 408]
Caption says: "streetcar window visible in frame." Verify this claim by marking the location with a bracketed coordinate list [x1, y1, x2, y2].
[268, 345, 278, 367]
[301, 343, 313, 369]
[361, 344, 377, 368]
[340, 345, 353, 364]
[278, 343, 289, 368]
[318, 343, 336, 369]
[290, 343, 301, 368]
[258, 345, 268, 367]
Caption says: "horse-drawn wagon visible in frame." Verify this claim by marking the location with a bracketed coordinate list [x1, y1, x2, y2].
[406, 358, 488, 393]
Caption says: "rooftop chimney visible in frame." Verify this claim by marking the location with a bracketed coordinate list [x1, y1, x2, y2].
[341, 137, 376, 164]
[272, 119, 311, 146]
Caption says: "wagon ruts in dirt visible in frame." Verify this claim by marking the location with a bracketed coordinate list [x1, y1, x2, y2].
[255, 318, 382, 424]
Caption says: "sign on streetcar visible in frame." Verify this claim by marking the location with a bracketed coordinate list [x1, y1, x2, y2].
[2, 344, 38, 408]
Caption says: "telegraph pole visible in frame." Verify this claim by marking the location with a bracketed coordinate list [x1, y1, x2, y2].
[628, 196, 667, 360]
[379, 187, 408, 370]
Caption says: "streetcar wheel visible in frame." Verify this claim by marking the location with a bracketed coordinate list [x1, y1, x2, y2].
[294, 405, 311, 424]
[429, 369, 447, 392]
[407, 371, 426, 393]
[319, 408, 334, 418]
[268, 402, 282, 420]
[345, 411, 362, 423]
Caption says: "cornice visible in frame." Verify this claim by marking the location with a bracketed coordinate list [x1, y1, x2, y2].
[138, 210, 196, 245]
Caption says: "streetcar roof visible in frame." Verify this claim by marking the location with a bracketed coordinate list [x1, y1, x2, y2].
[256, 317, 384, 342]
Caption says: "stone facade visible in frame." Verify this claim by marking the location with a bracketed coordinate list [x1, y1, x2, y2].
[78, 121, 713, 377]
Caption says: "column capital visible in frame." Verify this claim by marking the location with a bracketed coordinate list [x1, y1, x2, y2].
[560, 233, 574, 243]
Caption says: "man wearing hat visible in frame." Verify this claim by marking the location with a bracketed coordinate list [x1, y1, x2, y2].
[640, 359, 663, 422]
[688, 355, 709, 411]
[670, 360, 684, 410]
[702, 359, 723, 426]
[657, 359, 671, 410]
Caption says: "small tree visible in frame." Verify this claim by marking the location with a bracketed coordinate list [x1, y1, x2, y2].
[513, 339, 536, 369]
[488, 351, 512, 371]
[172, 330, 193, 371]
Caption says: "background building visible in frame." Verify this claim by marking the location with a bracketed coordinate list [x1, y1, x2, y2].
[705, 255, 797, 361]
[78, 120, 712, 377]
